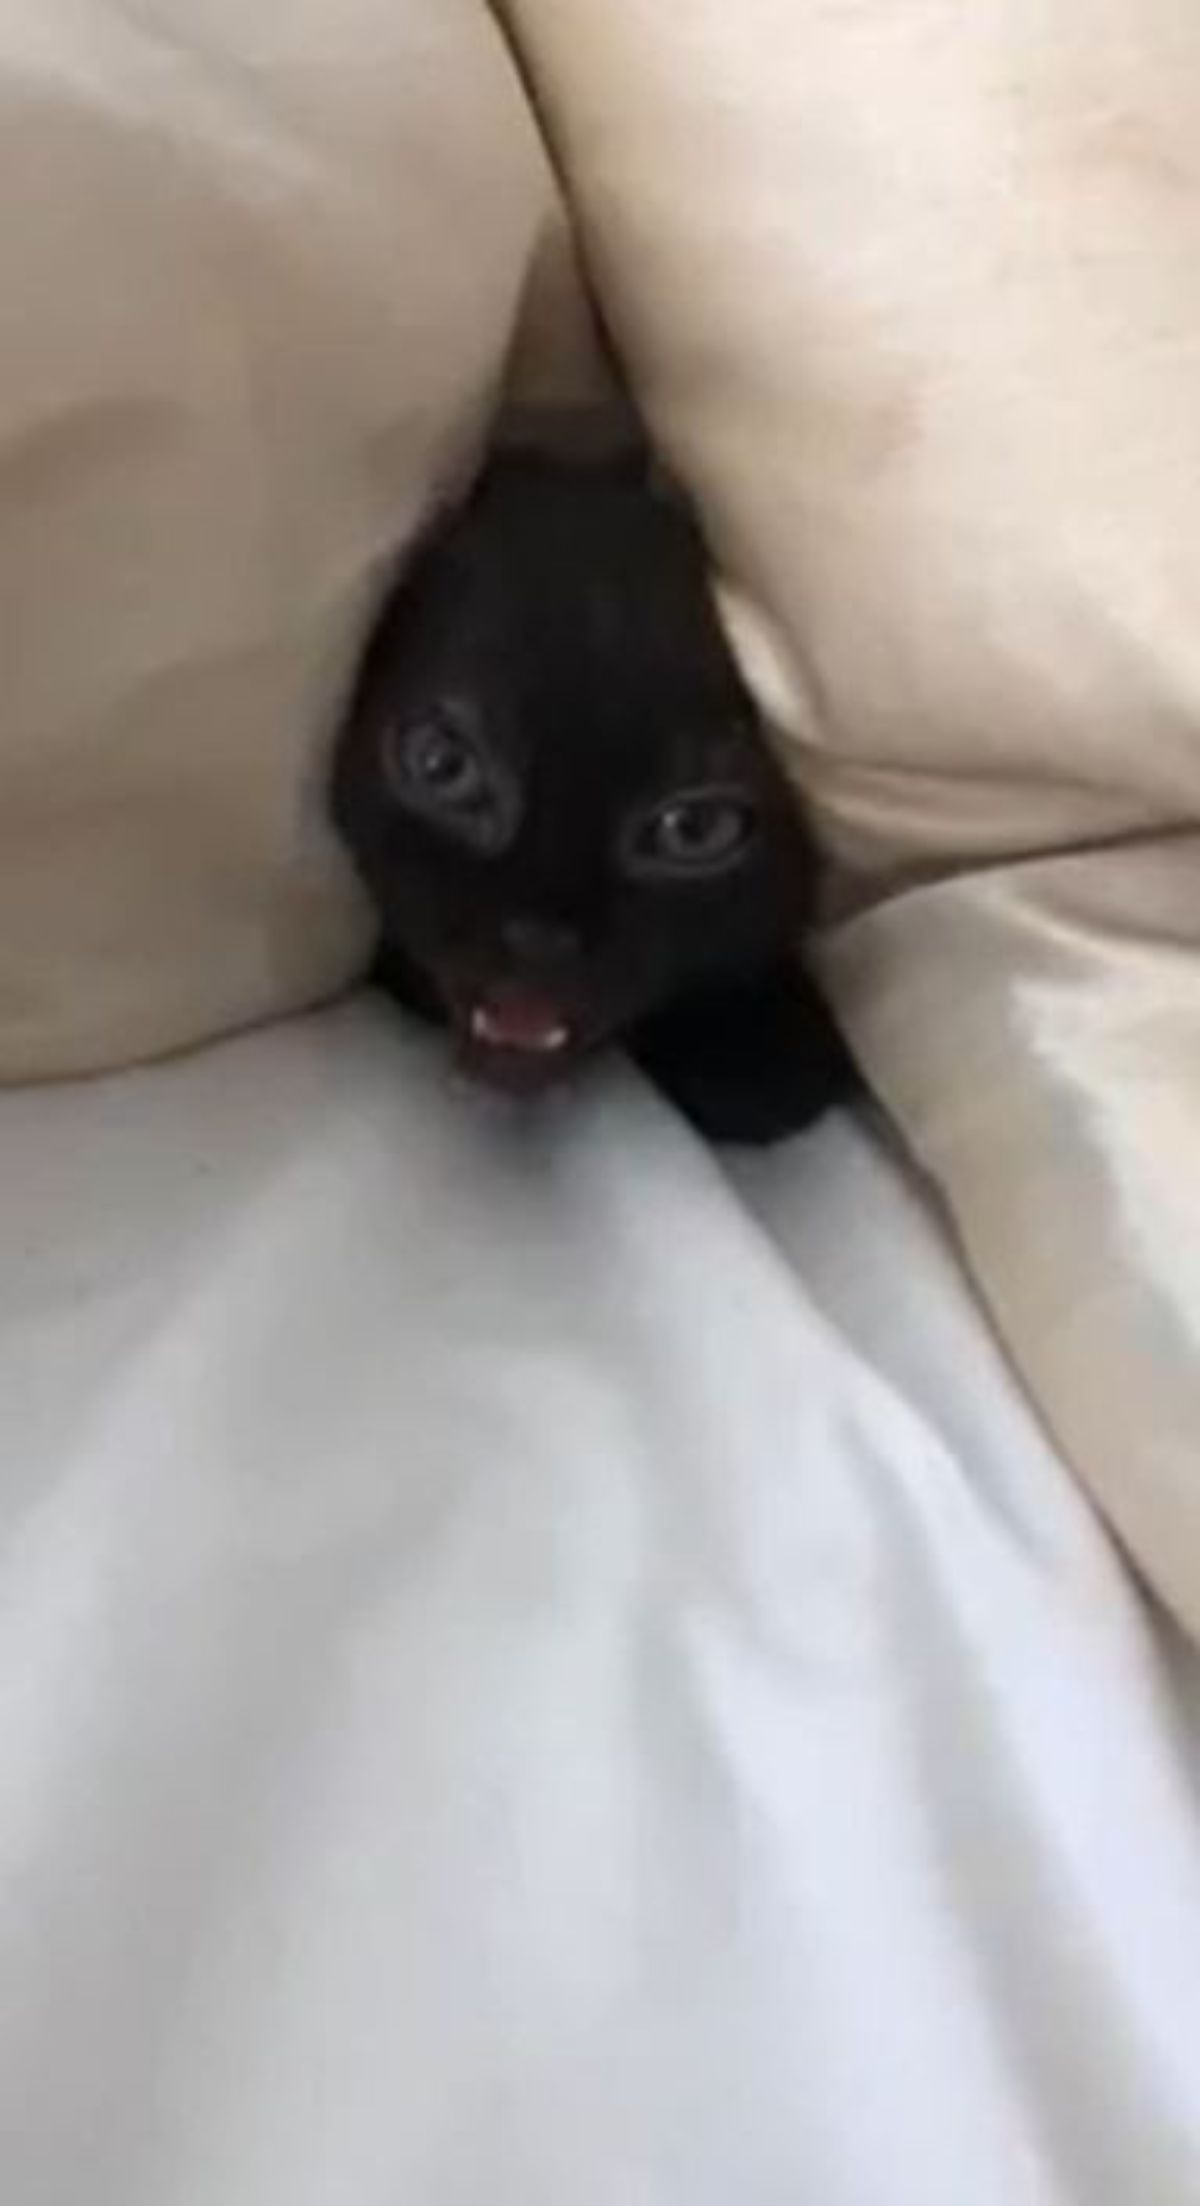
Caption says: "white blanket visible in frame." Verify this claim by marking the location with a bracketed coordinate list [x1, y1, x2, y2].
[2, 999, 1198, 2204]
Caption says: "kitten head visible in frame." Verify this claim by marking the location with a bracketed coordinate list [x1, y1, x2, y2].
[331, 452, 816, 1089]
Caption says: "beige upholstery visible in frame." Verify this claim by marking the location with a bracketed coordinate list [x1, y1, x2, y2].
[496, 0, 1200, 1630]
[0, 0, 552, 1077]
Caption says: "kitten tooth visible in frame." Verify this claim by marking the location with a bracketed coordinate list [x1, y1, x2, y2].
[469, 1002, 570, 1053]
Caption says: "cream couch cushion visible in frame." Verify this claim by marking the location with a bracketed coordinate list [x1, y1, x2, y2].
[498, 0, 1200, 1631]
[0, 0, 551, 1077]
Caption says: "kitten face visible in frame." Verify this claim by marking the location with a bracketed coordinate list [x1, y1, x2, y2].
[331, 453, 814, 1089]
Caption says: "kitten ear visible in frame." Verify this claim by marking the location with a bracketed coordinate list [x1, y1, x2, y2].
[642, 453, 692, 516]
[598, 443, 693, 523]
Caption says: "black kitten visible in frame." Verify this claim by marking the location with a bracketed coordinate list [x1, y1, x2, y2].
[330, 449, 853, 1144]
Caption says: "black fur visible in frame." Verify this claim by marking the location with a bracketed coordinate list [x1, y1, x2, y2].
[330, 450, 854, 1144]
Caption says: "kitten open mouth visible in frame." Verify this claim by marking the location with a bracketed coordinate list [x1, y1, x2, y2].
[466, 987, 573, 1059]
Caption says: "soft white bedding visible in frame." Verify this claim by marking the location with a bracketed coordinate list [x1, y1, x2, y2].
[2, 997, 1198, 2205]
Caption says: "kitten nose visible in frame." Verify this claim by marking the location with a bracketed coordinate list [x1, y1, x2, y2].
[502, 917, 580, 964]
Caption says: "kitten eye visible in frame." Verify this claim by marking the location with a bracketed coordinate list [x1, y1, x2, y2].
[406, 721, 485, 804]
[382, 707, 515, 852]
[622, 787, 759, 880]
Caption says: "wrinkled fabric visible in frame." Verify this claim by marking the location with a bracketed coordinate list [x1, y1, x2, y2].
[495, 0, 1200, 1629]
[825, 841, 1200, 1632]
[0, 0, 552, 1077]
[2, 997, 1199, 2205]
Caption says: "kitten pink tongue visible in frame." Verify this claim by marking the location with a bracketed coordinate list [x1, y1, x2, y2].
[468, 986, 571, 1055]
